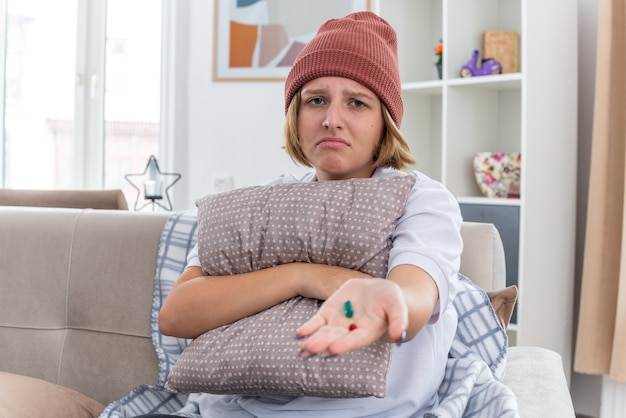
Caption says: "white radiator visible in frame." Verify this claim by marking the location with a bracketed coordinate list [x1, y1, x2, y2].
[601, 376, 626, 418]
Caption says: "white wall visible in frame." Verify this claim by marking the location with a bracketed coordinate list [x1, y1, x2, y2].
[175, 0, 308, 210]
[174, 0, 603, 415]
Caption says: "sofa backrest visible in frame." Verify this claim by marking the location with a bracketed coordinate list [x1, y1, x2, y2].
[0, 188, 129, 210]
[0, 207, 168, 405]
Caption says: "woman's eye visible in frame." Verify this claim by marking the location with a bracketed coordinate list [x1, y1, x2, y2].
[309, 97, 324, 105]
[352, 100, 365, 108]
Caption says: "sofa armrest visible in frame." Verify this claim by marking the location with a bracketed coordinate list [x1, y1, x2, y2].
[460, 222, 506, 291]
[503, 346, 575, 417]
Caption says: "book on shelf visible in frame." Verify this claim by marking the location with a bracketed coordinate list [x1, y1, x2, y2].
[482, 30, 519, 74]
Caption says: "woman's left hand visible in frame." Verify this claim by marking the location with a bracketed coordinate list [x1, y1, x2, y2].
[296, 278, 408, 358]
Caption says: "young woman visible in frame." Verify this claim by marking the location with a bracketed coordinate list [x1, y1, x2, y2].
[156, 11, 462, 417]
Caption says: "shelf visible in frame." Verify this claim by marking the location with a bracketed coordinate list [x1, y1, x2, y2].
[402, 80, 443, 95]
[457, 196, 521, 206]
[402, 73, 521, 93]
[446, 73, 522, 90]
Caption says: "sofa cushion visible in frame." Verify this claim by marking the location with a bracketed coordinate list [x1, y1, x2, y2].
[0, 372, 105, 418]
[165, 175, 416, 398]
[99, 211, 198, 418]
[503, 346, 575, 417]
[0, 208, 167, 406]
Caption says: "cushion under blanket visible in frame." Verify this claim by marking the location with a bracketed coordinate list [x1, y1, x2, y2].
[165, 175, 416, 398]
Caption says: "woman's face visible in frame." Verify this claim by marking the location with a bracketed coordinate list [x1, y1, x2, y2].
[297, 76, 384, 181]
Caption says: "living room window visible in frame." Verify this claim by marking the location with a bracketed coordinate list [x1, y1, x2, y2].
[0, 0, 162, 204]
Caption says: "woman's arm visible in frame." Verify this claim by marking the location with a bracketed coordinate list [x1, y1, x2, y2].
[386, 264, 438, 341]
[159, 263, 372, 339]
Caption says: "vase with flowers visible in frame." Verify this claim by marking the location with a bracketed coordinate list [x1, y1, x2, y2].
[434, 41, 443, 79]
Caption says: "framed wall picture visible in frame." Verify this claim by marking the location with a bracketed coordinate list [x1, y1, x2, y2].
[213, 0, 370, 81]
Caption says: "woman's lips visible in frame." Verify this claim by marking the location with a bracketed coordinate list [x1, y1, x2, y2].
[317, 138, 348, 148]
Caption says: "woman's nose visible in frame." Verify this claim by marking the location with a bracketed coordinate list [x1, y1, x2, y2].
[323, 102, 344, 129]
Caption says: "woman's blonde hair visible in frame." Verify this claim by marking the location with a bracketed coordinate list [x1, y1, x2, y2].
[283, 89, 416, 170]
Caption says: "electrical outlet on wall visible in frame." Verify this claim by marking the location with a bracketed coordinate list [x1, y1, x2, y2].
[211, 174, 234, 194]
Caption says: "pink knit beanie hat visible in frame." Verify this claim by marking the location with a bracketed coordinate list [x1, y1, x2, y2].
[284, 11, 403, 126]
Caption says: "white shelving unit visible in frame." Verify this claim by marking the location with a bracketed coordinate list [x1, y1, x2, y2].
[374, 0, 578, 379]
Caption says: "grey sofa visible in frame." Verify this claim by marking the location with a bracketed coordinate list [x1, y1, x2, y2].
[0, 206, 575, 417]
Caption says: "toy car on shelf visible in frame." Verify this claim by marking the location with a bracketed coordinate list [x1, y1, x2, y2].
[460, 50, 503, 77]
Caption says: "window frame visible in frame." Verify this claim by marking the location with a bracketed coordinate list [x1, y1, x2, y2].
[75, 0, 106, 189]
[0, 0, 175, 190]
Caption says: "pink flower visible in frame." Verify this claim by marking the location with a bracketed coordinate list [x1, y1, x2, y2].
[483, 172, 497, 185]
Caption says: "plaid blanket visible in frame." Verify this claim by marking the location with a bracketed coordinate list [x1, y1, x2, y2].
[424, 274, 518, 417]
[100, 210, 518, 418]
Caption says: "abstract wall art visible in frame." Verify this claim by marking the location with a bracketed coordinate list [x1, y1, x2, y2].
[213, 0, 370, 81]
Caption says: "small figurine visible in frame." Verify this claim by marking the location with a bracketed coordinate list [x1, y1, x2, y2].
[460, 50, 502, 77]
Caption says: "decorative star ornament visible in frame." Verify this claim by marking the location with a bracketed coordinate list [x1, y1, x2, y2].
[125, 155, 181, 211]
